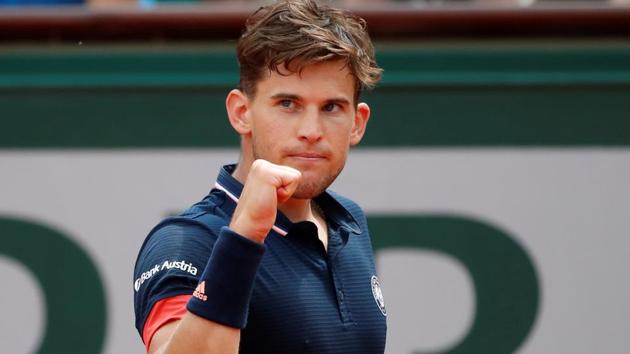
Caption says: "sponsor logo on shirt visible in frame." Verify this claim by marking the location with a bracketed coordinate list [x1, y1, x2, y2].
[371, 275, 387, 316]
[134, 260, 198, 292]
[193, 281, 208, 301]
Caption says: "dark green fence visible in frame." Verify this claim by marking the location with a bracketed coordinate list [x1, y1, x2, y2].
[2, 42, 630, 149]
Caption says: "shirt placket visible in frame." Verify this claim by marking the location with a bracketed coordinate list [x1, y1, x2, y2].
[327, 228, 354, 326]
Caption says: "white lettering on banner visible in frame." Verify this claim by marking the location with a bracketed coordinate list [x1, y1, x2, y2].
[134, 260, 198, 292]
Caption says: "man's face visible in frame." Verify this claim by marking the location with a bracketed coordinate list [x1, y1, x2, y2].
[244, 60, 369, 199]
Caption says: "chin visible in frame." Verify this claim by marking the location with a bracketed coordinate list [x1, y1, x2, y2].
[292, 172, 337, 199]
[291, 180, 323, 199]
[292, 188, 324, 199]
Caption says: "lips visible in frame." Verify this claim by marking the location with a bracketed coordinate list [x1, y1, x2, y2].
[285, 150, 330, 164]
[289, 152, 326, 159]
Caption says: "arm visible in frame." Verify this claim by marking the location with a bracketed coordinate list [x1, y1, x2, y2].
[149, 315, 239, 354]
[145, 160, 301, 354]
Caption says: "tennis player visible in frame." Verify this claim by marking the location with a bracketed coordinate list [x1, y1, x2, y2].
[133, 0, 386, 352]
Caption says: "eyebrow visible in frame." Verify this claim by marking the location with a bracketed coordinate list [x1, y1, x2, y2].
[270, 93, 351, 106]
[270, 93, 301, 101]
[326, 97, 351, 106]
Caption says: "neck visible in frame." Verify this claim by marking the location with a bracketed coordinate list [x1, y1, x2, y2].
[278, 197, 314, 223]
[232, 140, 254, 184]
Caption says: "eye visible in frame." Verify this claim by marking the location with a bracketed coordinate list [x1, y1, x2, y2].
[323, 103, 341, 113]
[279, 100, 294, 109]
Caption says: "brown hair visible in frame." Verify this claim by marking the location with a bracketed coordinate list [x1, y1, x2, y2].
[237, 0, 383, 100]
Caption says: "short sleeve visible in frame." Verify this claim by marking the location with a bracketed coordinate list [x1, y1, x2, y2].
[133, 220, 218, 336]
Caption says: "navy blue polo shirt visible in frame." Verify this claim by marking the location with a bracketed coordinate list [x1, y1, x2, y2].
[134, 164, 387, 353]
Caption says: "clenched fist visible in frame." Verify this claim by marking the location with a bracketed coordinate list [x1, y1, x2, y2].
[229, 159, 302, 243]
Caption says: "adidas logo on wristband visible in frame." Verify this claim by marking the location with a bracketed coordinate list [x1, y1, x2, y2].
[193, 281, 208, 301]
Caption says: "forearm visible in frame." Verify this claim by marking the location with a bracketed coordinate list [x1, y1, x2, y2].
[152, 313, 240, 354]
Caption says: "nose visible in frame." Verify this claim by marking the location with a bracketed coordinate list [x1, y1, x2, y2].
[297, 107, 323, 144]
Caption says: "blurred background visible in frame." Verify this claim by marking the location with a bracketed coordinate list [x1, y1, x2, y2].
[1, 1, 630, 353]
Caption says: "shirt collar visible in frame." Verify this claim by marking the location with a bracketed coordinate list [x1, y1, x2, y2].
[214, 164, 362, 237]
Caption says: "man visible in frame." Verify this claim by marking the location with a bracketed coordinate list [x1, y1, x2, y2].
[133, 0, 385, 352]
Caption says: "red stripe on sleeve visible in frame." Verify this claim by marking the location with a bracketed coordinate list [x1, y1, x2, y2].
[142, 294, 192, 352]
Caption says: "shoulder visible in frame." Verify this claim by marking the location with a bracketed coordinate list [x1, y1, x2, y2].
[136, 191, 231, 258]
[133, 220, 213, 292]
[139, 219, 214, 259]
[133, 191, 233, 290]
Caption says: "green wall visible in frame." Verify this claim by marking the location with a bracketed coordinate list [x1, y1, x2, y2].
[1, 41, 629, 148]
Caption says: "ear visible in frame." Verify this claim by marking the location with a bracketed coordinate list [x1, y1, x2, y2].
[226, 89, 251, 135]
[349, 102, 370, 146]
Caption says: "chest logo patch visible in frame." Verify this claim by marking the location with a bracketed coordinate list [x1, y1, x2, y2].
[371, 275, 387, 316]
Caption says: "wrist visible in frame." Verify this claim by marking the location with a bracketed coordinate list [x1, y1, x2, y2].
[229, 218, 267, 244]
[186, 226, 266, 328]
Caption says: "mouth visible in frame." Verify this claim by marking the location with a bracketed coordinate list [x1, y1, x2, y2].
[286, 152, 328, 161]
